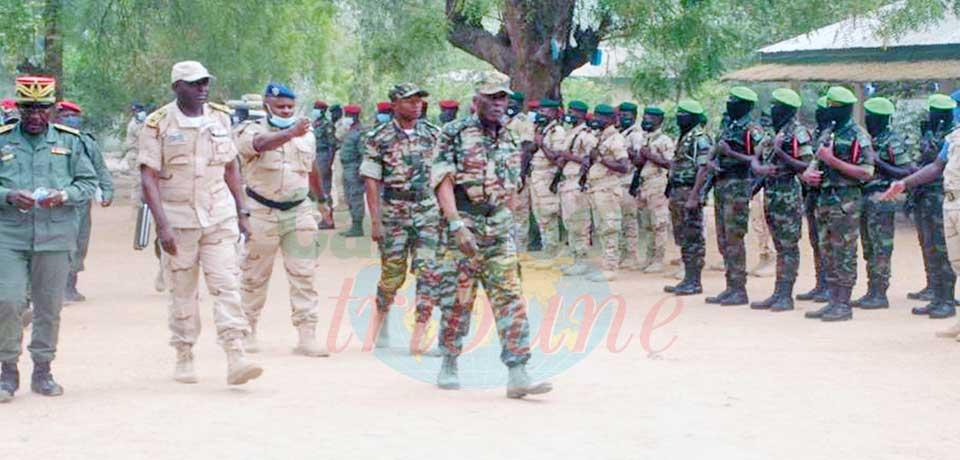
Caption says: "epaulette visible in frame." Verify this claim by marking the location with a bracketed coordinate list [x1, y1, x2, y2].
[0, 124, 14, 135]
[53, 123, 81, 136]
[209, 102, 232, 114]
[145, 107, 168, 129]
[422, 120, 440, 131]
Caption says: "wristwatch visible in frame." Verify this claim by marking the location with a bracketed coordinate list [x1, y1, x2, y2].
[448, 219, 465, 233]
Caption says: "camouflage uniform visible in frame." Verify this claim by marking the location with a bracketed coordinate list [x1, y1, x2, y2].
[668, 126, 712, 273]
[507, 115, 535, 252]
[630, 128, 675, 268]
[432, 116, 530, 366]
[860, 129, 910, 298]
[313, 116, 336, 200]
[912, 124, 956, 308]
[559, 123, 593, 262]
[70, 132, 113, 282]
[620, 125, 643, 267]
[529, 120, 566, 257]
[359, 119, 441, 324]
[339, 124, 366, 228]
[586, 125, 629, 272]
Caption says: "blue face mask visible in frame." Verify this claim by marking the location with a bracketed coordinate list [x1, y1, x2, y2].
[376, 113, 392, 124]
[311, 109, 324, 120]
[135, 111, 146, 122]
[269, 114, 297, 129]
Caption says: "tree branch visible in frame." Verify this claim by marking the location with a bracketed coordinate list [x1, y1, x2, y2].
[445, 0, 513, 72]
[560, 14, 610, 77]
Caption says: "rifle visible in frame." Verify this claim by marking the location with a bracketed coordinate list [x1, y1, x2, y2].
[627, 144, 646, 197]
[578, 143, 602, 192]
[750, 133, 777, 198]
[550, 129, 586, 194]
[519, 143, 534, 192]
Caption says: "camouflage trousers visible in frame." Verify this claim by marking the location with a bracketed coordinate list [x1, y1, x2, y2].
[860, 187, 897, 288]
[511, 185, 532, 253]
[529, 172, 561, 256]
[588, 183, 624, 271]
[560, 181, 590, 260]
[315, 147, 334, 201]
[762, 176, 802, 284]
[913, 185, 955, 292]
[804, 187, 823, 281]
[618, 182, 640, 266]
[438, 207, 531, 367]
[668, 185, 705, 270]
[340, 161, 365, 224]
[637, 173, 669, 263]
[815, 187, 861, 289]
[375, 197, 441, 324]
[240, 204, 320, 329]
[714, 177, 751, 288]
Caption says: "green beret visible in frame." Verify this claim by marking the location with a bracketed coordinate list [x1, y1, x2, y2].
[568, 100, 589, 112]
[928, 94, 958, 111]
[643, 106, 665, 116]
[729, 86, 758, 102]
[594, 104, 615, 116]
[771, 88, 802, 109]
[539, 98, 560, 108]
[677, 99, 704, 115]
[826, 86, 858, 105]
[816, 96, 828, 109]
[864, 97, 895, 116]
[509, 91, 525, 102]
[618, 102, 638, 113]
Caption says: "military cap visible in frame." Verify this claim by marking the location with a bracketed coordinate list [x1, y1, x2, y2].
[826, 86, 858, 105]
[264, 82, 296, 99]
[644, 106, 665, 116]
[439, 100, 459, 110]
[343, 104, 361, 115]
[816, 96, 828, 109]
[677, 99, 704, 115]
[771, 88, 802, 109]
[1, 98, 15, 109]
[314, 100, 328, 109]
[864, 97, 895, 116]
[619, 102, 638, 113]
[509, 91, 525, 102]
[729, 86, 758, 102]
[376, 102, 392, 113]
[389, 82, 429, 101]
[928, 93, 958, 111]
[527, 100, 541, 109]
[474, 72, 513, 96]
[539, 98, 560, 109]
[56, 100, 83, 113]
[15, 75, 56, 104]
[594, 104, 616, 116]
[568, 100, 589, 112]
[170, 61, 213, 84]
[331, 104, 342, 111]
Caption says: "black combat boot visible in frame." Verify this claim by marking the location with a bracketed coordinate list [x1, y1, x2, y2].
[769, 281, 795, 312]
[805, 285, 836, 319]
[907, 284, 935, 301]
[796, 272, 827, 301]
[339, 220, 364, 238]
[705, 286, 735, 304]
[0, 362, 18, 403]
[929, 283, 957, 319]
[31, 361, 63, 397]
[858, 281, 890, 310]
[720, 286, 749, 306]
[673, 266, 703, 296]
[912, 280, 940, 315]
[851, 281, 876, 308]
[750, 279, 783, 310]
[822, 286, 853, 322]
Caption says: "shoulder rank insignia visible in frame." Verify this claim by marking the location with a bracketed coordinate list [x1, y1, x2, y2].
[0, 124, 15, 135]
[53, 123, 80, 136]
[145, 107, 168, 129]
[208, 102, 232, 114]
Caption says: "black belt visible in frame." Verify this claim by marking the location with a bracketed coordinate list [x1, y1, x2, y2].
[383, 188, 431, 202]
[454, 185, 499, 217]
[716, 168, 750, 180]
[246, 188, 304, 211]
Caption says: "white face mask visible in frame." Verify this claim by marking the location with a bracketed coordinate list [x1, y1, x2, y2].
[527, 112, 538, 123]
[343, 118, 354, 127]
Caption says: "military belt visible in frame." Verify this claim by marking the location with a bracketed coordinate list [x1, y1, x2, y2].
[382, 188, 431, 202]
[246, 187, 304, 211]
[716, 168, 750, 180]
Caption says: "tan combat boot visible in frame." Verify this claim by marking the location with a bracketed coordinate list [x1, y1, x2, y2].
[243, 323, 260, 353]
[750, 254, 775, 278]
[506, 365, 552, 399]
[642, 258, 665, 274]
[294, 324, 330, 357]
[173, 344, 198, 384]
[224, 340, 263, 386]
[374, 310, 390, 349]
[936, 320, 960, 339]
[410, 321, 442, 357]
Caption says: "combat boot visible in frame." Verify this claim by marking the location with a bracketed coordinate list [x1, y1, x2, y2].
[339, 220, 364, 238]
[705, 287, 735, 304]
[935, 320, 960, 338]
[907, 285, 935, 301]
[173, 344, 198, 384]
[912, 281, 941, 315]
[224, 341, 263, 386]
[821, 286, 853, 322]
[561, 260, 590, 276]
[796, 273, 827, 301]
[750, 280, 783, 310]
[294, 324, 330, 357]
[673, 266, 703, 296]
[858, 282, 890, 310]
[642, 259, 665, 274]
[409, 321, 440, 357]
[805, 286, 836, 319]
[375, 310, 390, 349]
[243, 323, 260, 353]
[928, 283, 957, 319]
[720, 287, 748, 306]
[30, 361, 63, 397]
[769, 281, 795, 312]
[587, 270, 616, 282]
[64, 273, 85, 303]
[0, 362, 18, 403]
[506, 365, 553, 399]
[851, 283, 876, 308]
[437, 356, 460, 390]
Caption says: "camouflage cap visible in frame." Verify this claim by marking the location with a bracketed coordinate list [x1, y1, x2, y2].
[677, 99, 704, 115]
[474, 72, 513, 96]
[771, 88, 802, 109]
[864, 97, 895, 116]
[389, 82, 429, 101]
[826, 86, 858, 105]
[729, 86, 758, 102]
[928, 93, 958, 111]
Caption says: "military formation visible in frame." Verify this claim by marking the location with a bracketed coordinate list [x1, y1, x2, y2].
[4, 59, 960, 405]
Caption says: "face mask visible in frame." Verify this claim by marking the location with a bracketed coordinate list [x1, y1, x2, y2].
[59, 115, 82, 129]
[587, 119, 604, 130]
[770, 104, 795, 130]
[506, 107, 519, 117]
[815, 108, 830, 131]
[439, 110, 457, 123]
[640, 120, 657, 132]
[534, 113, 549, 127]
[826, 105, 853, 126]
[929, 110, 953, 131]
[311, 109, 324, 120]
[269, 114, 296, 129]
[865, 114, 889, 137]
[376, 113, 392, 124]
[726, 99, 753, 120]
[135, 111, 146, 122]
[676, 113, 699, 133]
[620, 117, 635, 130]
[343, 117, 354, 127]
[563, 114, 576, 125]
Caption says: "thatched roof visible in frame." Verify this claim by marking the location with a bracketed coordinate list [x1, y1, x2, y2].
[723, 60, 960, 83]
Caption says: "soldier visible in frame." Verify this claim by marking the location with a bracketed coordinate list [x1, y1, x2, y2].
[850, 97, 913, 310]
[905, 95, 957, 318]
[338, 104, 366, 237]
[796, 96, 832, 303]
[1, 98, 18, 125]
[53, 101, 114, 303]
[581, 104, 630, 282]
[235, 83, 327, 357]
[629, 106, 675, 274]
[0, 76, 97, 402]
[556, 100, 593, 276]
[801, 86, 875, 322]
[506, 91, 535, 257]
[692, 87, 764, 306]
[138, 61, 263, 385]
[664, 100, 712, 295]
[438, 100, 459, 124]
[748, 89, 812, 312]
[360, 83, 442, 355]
[433, 72, 552, 399]
[618, 102, 642, 270]
[529, 98, 566, 265]
[123, 102, 146, 168]
[375, 102, 393, 126]
[312, 100, 336, 230]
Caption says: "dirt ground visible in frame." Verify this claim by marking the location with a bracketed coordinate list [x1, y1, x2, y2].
[4, 187, 960, 460]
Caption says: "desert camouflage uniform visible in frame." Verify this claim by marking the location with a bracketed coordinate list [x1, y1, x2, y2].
[529, 120, 565, 257]
[559, 123, 594, 260]
[629, 127, 675, 266]
[586, 125, 629, 271]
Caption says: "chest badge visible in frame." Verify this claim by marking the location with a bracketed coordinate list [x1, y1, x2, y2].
[51, 146, 70, 155]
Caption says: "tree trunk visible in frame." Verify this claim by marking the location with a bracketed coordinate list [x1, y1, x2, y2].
[43, 0, 64, 97]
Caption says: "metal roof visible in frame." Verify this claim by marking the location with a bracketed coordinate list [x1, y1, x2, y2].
[723, 59, 960, 82]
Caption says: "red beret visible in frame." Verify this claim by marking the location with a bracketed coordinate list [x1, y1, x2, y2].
[57, 100, 82, 113]
[439, 100, 459, 110]
[344, 104, 362, 115]
[376, 102, 392, 113]
[314, 100, 328, 109]
[1, 98, 15, 109]
[527, 100, 540, 109]
[585, 113, 594, 121]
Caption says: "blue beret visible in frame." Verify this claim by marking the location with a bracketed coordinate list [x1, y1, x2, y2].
[264, 82, 296, 99]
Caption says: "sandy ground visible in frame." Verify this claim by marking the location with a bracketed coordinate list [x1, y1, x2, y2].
[4, 185, 960, 460]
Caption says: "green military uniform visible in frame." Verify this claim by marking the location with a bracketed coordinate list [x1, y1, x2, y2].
[797, 97, 831, 302]
[313, 111, 335, 201]
[339, 113, 366, 236]
[68, 131, 113, 296]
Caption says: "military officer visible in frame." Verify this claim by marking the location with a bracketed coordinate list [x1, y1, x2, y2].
[138, 61, 263, 385]
[312, 100, 336, 230]
[556, 100, 593, 276]
[0, 75, 97, 402]
[630, 106, 675, 274]
[338, 104, 366, 237]
[506, 91, 535, 256]
[618, 102, 642, 270]
[529, 98, 566, 266]
[801, 86, 875, 322]
[438, 99, 460, 124]
[375, 102, 393, 126]
[796, 96, 832, 303]
[432, 72, 552, 399]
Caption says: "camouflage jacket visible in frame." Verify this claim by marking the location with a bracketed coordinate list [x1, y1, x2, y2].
[669, 126, 713, 187]
[431, 115, 520, 210]
[313, 118, 335, 154]
[867, 129, 911, 190]
[359, 119, 439, 194]
[717, 114, 765, 175]
[819, 119, 874, 188]
[759, 120, 813, 178]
